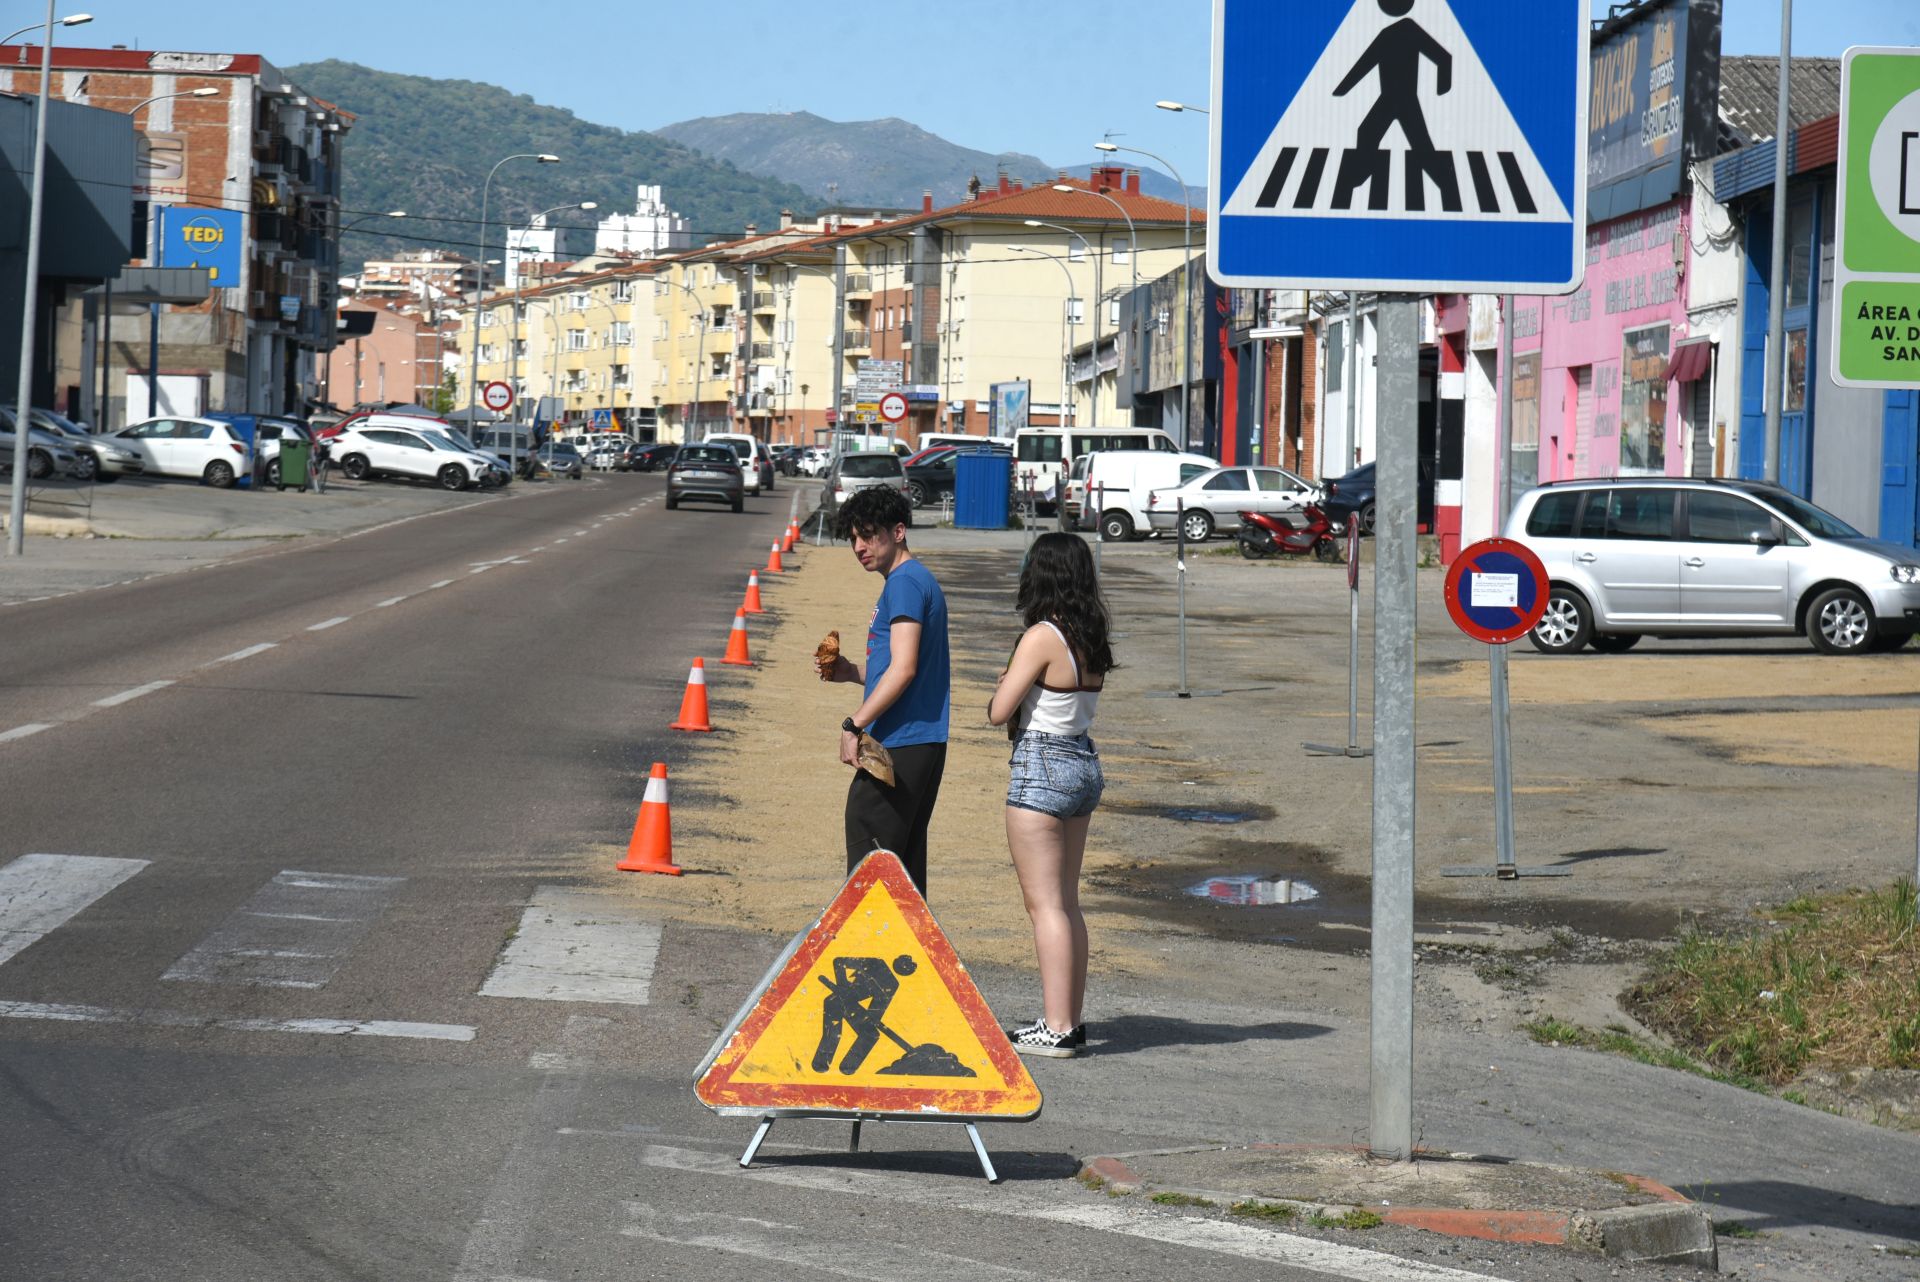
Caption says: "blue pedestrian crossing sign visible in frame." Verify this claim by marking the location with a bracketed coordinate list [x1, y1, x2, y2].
[590, 408, 612, 428]
[1208, 0, 1589, 294]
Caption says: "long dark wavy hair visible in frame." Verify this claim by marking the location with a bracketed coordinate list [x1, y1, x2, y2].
[1016, 533, 1115, 676]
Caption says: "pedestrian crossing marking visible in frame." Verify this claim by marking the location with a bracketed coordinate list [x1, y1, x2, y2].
[695, 851, 1040, 1121]
[163, 870, 404, 989]
[0, 854, 149, 968]
[1221, 0, 1569, 224]
[479, 887, 661, 1005]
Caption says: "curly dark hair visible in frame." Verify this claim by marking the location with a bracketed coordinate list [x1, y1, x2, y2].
[834, 485, 913, 540]
[1016, 532, 1115, 676]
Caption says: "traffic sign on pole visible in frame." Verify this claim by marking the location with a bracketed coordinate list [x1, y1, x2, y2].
[1834, 47, 1920, 388]
[1207, 0, 1589, 293]
[1443, 537, 1550, 644]
[482, 381, 514, 413]
[878, 391, 908, 424]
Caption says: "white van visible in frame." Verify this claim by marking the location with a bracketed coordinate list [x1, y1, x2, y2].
[1081, 450, 1221, 540]
[1013, 427, 1179, 510]
[703, 432, 774, 492]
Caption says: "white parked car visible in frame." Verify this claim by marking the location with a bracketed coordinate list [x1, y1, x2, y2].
[796, 447, 830, 477]
[331, 424, 504, 491]
[1079, 449, 1222, 541]
[1147, 464, 1323, 543]
[99, 416, 254, 487]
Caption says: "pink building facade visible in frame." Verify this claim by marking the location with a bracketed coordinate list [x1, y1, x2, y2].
[1506, 201, 1693, 487]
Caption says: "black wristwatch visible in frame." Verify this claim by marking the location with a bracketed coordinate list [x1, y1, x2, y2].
[842, 717, 861, 734]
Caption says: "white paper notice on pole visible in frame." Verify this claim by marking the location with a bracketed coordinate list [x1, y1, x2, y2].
[1470, 572, 1519, 609]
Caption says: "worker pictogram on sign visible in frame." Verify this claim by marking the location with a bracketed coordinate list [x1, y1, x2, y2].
[694, 851, 1040, 1122]
[1209, 0, 1587, 292]
[1442, 537, 1550, 644]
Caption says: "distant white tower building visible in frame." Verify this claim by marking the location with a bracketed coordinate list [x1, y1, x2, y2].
[595, 185, 693, 257]
[504, 213, 561, 290]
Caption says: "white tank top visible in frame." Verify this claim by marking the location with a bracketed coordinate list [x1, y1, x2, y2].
[1017, 621, 1102, 737]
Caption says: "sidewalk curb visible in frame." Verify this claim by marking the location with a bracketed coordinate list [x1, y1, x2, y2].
[1079, 1146, 1715, 1268]
[0, 512, 92, 537]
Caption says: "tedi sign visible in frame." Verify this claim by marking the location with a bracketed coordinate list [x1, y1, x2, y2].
[155, 206, 244, 286]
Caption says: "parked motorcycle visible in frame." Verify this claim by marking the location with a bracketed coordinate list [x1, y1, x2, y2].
[1236, 504, 1341, 562]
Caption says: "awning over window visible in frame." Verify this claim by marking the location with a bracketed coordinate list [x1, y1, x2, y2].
[1666, 338, 1713, 383]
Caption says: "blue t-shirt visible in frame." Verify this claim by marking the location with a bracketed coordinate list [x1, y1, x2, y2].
[864, 558, 950, 748]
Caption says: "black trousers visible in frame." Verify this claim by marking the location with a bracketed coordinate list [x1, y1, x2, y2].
[845, 741, 947, 897]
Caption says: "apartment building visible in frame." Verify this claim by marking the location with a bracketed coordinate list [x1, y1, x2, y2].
[1, 47, 351, 424]
[351, 250, 487, 311]
[732, 234, 841, 446]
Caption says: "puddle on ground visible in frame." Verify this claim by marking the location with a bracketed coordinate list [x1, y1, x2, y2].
[1165, 808, 1257, 824]
[1104, 799, 1277, 824]
[1186, 875, 1321, 906]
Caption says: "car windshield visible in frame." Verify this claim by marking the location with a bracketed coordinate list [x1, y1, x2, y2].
[840, 454, 902, 478]
[1758, 490, 1864, 539]
[416, 432, 465, 452]
[547, 444, 581, 459]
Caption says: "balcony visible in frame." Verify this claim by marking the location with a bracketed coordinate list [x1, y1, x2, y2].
[752, 291, 775, 312]
[844, 274, 872, 296]
[751, 341, 774, 360]
[844, 330, 871, 352]
[745, 391, 773, 417]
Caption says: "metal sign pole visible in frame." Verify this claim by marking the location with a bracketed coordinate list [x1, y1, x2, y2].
[1369, 295, 1417, 1163]
[1491, 295, 1518, 879]
[1305, 523, 1371, 758]
[1176, 497, 1190, 697]
[1093, 482, 1104, 578]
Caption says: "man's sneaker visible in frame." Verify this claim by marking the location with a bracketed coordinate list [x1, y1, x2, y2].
[1008, 1018, 1085, 1058]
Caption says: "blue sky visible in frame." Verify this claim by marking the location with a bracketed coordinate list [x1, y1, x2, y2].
[48, 0, 1920, 194]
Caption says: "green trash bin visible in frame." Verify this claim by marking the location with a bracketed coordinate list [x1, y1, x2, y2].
[277, 439, 310, 492]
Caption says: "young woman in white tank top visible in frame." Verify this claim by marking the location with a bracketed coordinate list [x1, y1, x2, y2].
[988, 533, 1114, 1057]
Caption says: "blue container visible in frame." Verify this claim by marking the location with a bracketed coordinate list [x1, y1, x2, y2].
[954, 451, 1011, 529]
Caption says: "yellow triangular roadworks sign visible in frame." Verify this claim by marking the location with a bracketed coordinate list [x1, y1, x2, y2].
[694, 851, 1042, 1121]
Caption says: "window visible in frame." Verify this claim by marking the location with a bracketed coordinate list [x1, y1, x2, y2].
[1067, 297, 1085, 324]
[480, 312, 496, 327]
[567, 329, 588, 351]
[1179, 463, 1210, 483]
[393, 432, 431, 451]
[1786, 200, 1815, 310]
[1203, 469, 1251, 491]
[1684, 490, 1775, 543]
[569, 292, 589, 311]
[1108, 300, 1120, 326]
[1784, 329, 1808, 412]
[1069, 241, 1086, 262]
[1619, 324, 1670, 472]
[612, 281, 633, 302]
[611, 322, 632, 346]
[1525, 490, 1581, 537]
[1018, 434, 1063, 463]
[1113, 239, 1130, 265]
[612, 365, 631, 389]
[1601, 488, 1674, 539]
[1255, 468, 1307, 492]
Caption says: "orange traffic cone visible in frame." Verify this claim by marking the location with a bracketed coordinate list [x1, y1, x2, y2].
[781, 522, 798, 554]
[721, 608, 755, 667]
[742, 570, 765, 614]
[669, 658, 713, 732]
[618, 763, 680, 875]
[763, 542, 784, 574]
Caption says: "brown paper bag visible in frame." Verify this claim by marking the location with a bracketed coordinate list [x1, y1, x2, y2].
[856, 731, 896, 786]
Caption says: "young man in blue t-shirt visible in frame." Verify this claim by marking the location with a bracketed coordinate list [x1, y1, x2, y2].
[815, 484, 950, 895]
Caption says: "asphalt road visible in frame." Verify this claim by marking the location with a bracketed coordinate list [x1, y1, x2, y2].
[3, 478, 1911, 1282]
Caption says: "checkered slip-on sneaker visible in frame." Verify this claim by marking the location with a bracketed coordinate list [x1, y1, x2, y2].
[1007, 1018, 1086, 1058]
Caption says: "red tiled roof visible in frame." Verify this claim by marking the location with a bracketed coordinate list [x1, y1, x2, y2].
[839, 174, 1204, 243]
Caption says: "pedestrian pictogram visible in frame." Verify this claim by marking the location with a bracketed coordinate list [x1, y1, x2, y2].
[1834, 47, 1920, 388]
[694, 851, 1041, 1121]
[1209, 0, 1588, 292]
[482, 381, 514, 413]
[1443, 537, 1550, 644]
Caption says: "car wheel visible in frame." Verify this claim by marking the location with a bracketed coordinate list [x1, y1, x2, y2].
[26, 448, 52, 480]
[1180, 509, 1214, 543]
[202, 459, 236, 489]
[437, 464, 469, 491]
[341, 453, 371, 481]
[1527, 587, 1593, 655]
[1808, 586, 1876, 655]
[906, 480, 930, 509]
[1588, 633, 1641, 653]
[1357, 501, 1377, 535]
[1100, 509, 1135, 542]
[731, 498, 744, 513]
[666, 495, 679, 510]
[72, 451, 99, 483]
[266, 460, 281, 489]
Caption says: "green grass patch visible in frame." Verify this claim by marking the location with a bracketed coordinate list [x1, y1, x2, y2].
[1229, 1200, 1298, 1223]
[1626, 881, 1919, 1085]
[1150, 1192, 1216, 1208]
[1522, 1017, 1767, 1093]
[1309, 1209, 1385, 1231]
[1715, 1221, 1762, 1239]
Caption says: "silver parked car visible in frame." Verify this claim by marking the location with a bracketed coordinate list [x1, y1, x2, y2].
[1506, 477, 1920, 656]
[1146, 465, 1322, 542]
[823, 451, 911, 523]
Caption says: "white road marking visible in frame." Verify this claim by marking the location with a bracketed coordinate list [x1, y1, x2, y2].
[92, 680, 174, 708]
[554, 537, 569, 543]
[376, 595, 409, 608]
[306, 616, 351, 631]
[163, 870, 404, 990]
[0, 723, 54, 743]
[0, 1000, 472, 1041]
[454, 1015, 608, 1282]
[479, 887, 661, 1005]
[470, 566, 492, 575]
[637, 1146, 1506, 1282]
[622, 1203, 1045, 1281]
[0, 855, 149, 968]
[210, 643, 276, 665]
[429, 579, 455, 589]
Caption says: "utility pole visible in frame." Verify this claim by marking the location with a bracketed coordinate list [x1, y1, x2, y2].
[1762, 5, 1794, 483]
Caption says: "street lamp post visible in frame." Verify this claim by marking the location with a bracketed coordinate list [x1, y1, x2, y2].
[1097, 140, 1194, 450]
[7, 6, 92, 558]
[664, 271, 712, 443]
[1052, 184, 1139, 424]
[1023, 221, 1095, 425]
[1007, 245, 1077, 428]
[465, 152, 559, 459]
[1154, 100, 1210, 115]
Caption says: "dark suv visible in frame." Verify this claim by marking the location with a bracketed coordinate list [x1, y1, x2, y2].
[666, 444, 745, 513]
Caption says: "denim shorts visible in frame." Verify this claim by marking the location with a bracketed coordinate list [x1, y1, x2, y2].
[1007, 730, 1104, 819]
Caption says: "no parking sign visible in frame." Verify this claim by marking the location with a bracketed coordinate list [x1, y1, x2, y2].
[1443, 538, 1548, 644]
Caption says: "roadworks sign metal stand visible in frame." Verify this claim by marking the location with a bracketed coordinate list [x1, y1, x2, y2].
[694, 851, 1040, 1183]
